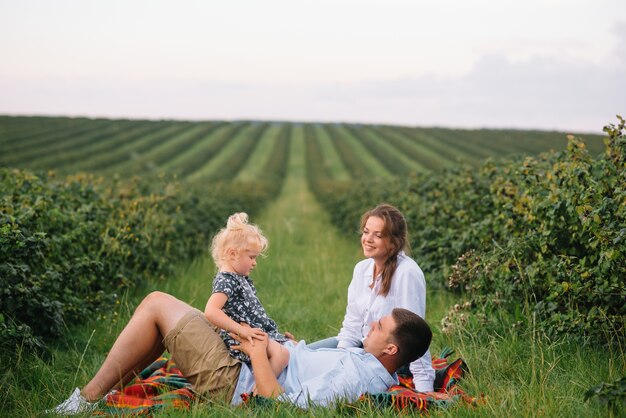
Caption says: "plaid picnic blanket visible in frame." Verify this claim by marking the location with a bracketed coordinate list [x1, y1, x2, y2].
[95, 347, 476, 415]
[359, 347, 480, 412]
[93, 357, 195, 416]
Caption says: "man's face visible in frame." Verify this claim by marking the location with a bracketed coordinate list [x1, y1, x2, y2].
[363, 315, 397, 357]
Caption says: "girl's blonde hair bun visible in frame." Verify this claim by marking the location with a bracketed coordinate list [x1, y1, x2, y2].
[226, 212, 248, 232]
[211, 212, 269, 270]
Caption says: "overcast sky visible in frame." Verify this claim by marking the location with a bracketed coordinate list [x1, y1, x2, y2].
[1, 0, 624, 133]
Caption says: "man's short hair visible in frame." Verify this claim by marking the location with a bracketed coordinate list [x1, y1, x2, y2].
[391, 308, 432, 366]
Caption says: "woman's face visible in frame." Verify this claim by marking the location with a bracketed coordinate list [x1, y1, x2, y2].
[361, 216, 390, 262]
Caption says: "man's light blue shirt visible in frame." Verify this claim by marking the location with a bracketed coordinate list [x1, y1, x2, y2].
[231, 341, 398, 408]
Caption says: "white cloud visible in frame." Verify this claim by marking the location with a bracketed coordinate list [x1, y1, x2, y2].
[0, 1, 624, 131]
[610, 21, 626, 67]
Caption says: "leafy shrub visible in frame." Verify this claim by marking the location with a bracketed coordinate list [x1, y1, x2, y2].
[312, 117, 626, 344]
[584, 376, 626, 412]
[0, 169, 273, 352]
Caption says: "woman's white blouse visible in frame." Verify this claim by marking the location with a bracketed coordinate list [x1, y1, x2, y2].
[337, 251, 435, 392]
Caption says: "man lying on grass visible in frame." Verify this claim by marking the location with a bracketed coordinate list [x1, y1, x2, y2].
[49, 292, 432, 414]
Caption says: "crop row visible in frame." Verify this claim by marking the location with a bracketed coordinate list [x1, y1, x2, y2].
[0, 116, 606, 184]
[324, 124, 382, 178]
[2, 119, 117, 161]
[305, 124, 335, 198]
[110, 122, 225, 176]
[267, 124, 291, 179]
[343, 124, 419, 175]
[174, 123, 248, 178]
[207, 123, 269, 181]
[29, 122, 171, 171]
[0, 116, 110, 152]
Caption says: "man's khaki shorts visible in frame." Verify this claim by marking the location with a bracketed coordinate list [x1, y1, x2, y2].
[163, 309, 242, 402]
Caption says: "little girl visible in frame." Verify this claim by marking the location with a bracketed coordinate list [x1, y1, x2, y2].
[204, 213, 290, 378]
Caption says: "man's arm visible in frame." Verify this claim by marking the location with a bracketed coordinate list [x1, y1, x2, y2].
[230, 330, 285, 398]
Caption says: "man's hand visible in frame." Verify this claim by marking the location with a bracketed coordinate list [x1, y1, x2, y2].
[230, 324, 284, 398]
[230, 324, 268, 358]
[235, 324, 266, 346]
[284, 331, 297, 344]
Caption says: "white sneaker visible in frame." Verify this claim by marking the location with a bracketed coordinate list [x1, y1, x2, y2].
[47, 387, 97, 415]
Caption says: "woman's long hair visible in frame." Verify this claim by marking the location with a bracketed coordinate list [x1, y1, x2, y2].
[360, 204, 410, 297]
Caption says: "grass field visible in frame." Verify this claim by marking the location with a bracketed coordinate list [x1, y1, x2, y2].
[1, 116, 622, 416]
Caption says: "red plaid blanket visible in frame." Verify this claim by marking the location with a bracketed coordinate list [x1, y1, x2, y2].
[95, 348, 476, 415]
[360, 347, 480, 412]
[94, 357, 195, 416]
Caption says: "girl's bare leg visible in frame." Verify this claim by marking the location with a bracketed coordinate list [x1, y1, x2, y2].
[267, 340, 290, 377]
[81, 291, 193, 401]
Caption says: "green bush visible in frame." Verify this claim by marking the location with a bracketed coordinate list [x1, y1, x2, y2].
[444, 118, 625, 342]
[0, 169, 273, 352]
[584, 376, 626, 412]
[312, 117, 626, 344]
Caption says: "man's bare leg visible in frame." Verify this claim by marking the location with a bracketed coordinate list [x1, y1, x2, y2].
[81, 292, 194, 401]
[112, 342, 169, 390]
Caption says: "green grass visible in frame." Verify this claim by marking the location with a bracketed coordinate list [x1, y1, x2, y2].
[1, 116, 623, 417]
[250, 123, 362, 338]
[437, 328, 625, 417]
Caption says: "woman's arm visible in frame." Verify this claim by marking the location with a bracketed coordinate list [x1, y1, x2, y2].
[337, 263, 368, 348]
[394, 266, 426, 317]
[393, 262, 434, 391]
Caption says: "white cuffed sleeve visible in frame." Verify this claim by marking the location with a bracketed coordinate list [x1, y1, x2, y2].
[391, 259, 435, 392]
[337, 263, 368, 348]
[410, 358, 435, 392]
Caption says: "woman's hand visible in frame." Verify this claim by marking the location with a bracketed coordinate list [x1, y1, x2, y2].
[284, 331, 298, 343]
[235, 323, 266, 346]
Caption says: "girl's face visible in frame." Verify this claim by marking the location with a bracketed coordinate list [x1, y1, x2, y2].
[361, 216, 390, 262]
[230, 248, 260, 276]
